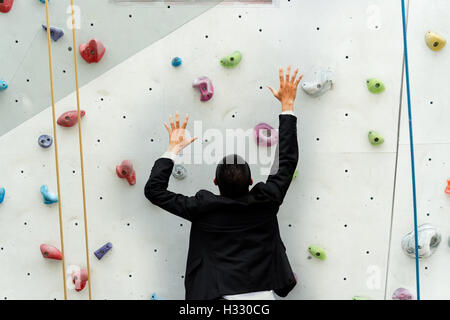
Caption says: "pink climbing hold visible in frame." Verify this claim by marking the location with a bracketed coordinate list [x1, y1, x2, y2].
[57, 110, 85, 127]
[79, 39, 106, 64]
[392, 288, 415, 300]
[72, 269, 88, 292]
[116, 160, 136, 185]
[254, 123, 279, 147]
[193, 77, 214, 102]
[40, 244, 62, 260]
[0, 0, 14, 13]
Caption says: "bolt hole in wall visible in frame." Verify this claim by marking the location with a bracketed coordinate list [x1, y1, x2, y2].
[0, 0, 450, 300]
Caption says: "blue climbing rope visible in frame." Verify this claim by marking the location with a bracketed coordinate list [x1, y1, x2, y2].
[400, 0, 420, 300]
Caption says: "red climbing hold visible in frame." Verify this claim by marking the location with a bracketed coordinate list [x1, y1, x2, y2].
[116, 160, 136, 185]
[79, 39, 106, 63]
[40, 244, 62, 260]
[57, 110, 85, 127]
[445, 180, 450, 194]
[0, 0, 14, 13]
[72, 269, 88, 292]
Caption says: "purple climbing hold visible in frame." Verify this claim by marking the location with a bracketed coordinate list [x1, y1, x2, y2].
[193, 77, 214, 102]
[94, 242, 112, 260]
[42, 25, 64, 42]
[392, 288, 415, 300]
[38, 134, 53, 148]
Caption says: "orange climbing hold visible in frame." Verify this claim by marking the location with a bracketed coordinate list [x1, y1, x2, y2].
[445, 180, 450, 194]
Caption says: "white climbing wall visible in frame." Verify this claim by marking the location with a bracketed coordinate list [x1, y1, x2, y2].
[386, 0, 450, 300]
[0, 0, 448, 300]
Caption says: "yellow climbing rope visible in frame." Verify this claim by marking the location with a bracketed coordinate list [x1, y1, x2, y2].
[69, 0, 93, 300]
[44, 0, 68, 300]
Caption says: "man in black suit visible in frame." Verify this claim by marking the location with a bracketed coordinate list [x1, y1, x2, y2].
[145, 66, 301, 300]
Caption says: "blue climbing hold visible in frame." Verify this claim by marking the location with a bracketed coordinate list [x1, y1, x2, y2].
[42, 25, 64, 42]
[0, 80, 8, 91]
[0, 187, 5, 204]
[39, 0, 47, 3]
[171, 57, 182, 67]
[151, 293, 162, 300]
[94, 242, 112, 260]
[38, 134, 53, 148]
[40, 185, 58, 205]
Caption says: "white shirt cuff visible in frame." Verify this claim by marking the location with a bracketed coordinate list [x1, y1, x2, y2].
[281, 110, 295, 116]
[161, 151, 177, 162]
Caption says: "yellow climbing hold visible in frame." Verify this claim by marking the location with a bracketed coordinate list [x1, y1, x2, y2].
[425, 31, 446, 51]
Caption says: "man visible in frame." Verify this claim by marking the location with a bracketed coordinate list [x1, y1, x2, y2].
[145, 66, 301, 300]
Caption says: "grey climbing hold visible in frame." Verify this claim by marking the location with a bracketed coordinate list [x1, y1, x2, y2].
[94, 242, 112, 260]
[301, 69, 333, 97]
[401, 223, 441, 258]
[172, 164, 187, 180]
[42, 25, 64, 42]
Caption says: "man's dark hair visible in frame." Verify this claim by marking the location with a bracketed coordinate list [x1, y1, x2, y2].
[215, 154, 251, 198]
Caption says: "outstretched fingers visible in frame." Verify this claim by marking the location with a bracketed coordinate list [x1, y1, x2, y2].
[181, 114, 190, 129]
[268, 86, 279, 99]
[285, 66, 291, 83]
[164, 122, 172, 135]
[291, 68, 299, 84]
[175, 112, 180, 128]
[169, 115, 175, 131]
[279, 68, 285, 87]
[294, 73, 303, 88]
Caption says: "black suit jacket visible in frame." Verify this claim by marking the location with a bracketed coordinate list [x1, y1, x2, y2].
[145, 114, 299, 300]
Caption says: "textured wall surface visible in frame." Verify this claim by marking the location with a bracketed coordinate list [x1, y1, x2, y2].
[0, 0, 448, 300]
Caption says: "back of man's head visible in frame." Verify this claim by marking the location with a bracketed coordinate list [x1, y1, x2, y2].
[215, 154, 252, 198]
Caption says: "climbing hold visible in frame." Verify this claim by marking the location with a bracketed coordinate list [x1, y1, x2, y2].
[401, 223, 441, 258]
[301, 70, 333, 97]
[0, 187, 5, 204]
[57, 110, 85, 127]
[79, 39, 106, 64]
[40, 244, 62, 260]
[94, 242, 112, 260]
[193, 77, 214, 102]
[308, 245, 326, 260]
[366, 78, 385, 94]
[72, 268, 88, 292]
[0, 80, 8, 91]
[42, 25, 64, 42]
[352, 296, 370, 300]
[392, 288, 415, 300]
[0, 0, 14, 13]
[40, 185, 58, 205]
[38, 0, 47, 3]
[445, 179, 450, 194]
[172, 164, 187, 180]
[38, 134, 53, 148]
[116, 160, 136, 185]
[151, 293, 162, 300]
[425, 31, 446, 51]
[220, 51, 242, 68]
[368, 131, 384, 146]
[292, 169, 298, 180]
[171, 57, 182, 67]
[254, 123, 279, 147]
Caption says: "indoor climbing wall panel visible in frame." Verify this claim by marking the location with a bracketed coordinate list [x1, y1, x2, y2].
[0, 0, 220, 137]
[1, 0, 442, 300]
[386, 0, 450, 300]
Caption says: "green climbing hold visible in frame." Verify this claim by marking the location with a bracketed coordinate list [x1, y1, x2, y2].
[352, 296, 370, 300]
[366, 78, 385, 94]
[368, 131, 384, 146]
[292, 169, 298, 180]
[220, 51, 242, 68]
[308, 245, 326, 260]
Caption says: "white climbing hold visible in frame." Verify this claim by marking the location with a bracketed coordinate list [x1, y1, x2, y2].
[301, 69, 333, 97]
[401, 223, 441, 258]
